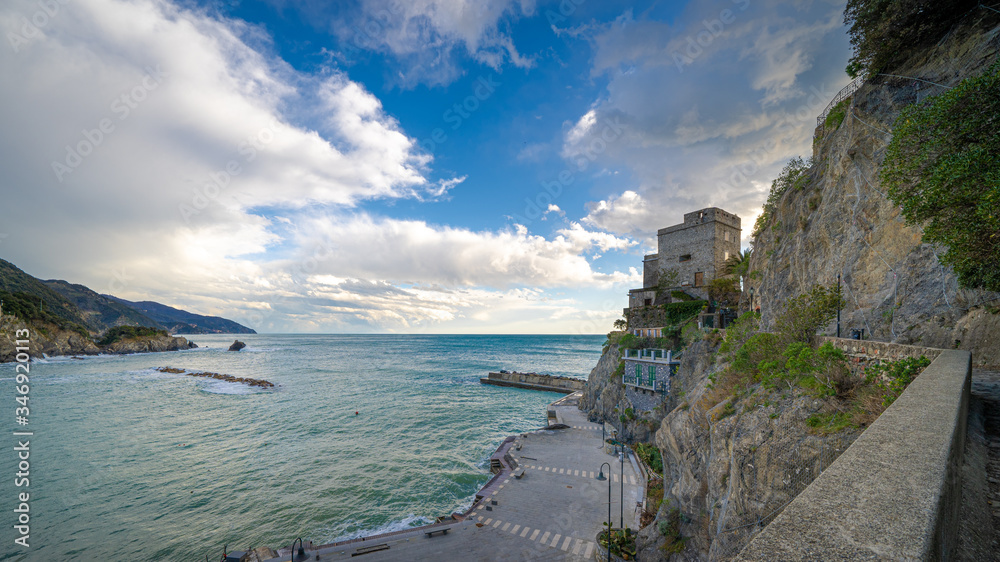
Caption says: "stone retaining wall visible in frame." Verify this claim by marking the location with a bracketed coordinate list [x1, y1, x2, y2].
[735, 349, 972, 560]
[819, 336, 943, 376]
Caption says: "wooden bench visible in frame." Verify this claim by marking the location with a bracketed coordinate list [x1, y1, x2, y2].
[514, 467, 525, 479]
[425, 528, 449, 538]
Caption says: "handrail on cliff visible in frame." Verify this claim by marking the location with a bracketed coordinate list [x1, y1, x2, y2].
[816, 73, 867, 127]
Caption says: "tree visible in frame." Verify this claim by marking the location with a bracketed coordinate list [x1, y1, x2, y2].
[752, 157, 811, 237]
[843, 0, 977, 78]
[881, 62, 1000, 291]
[707, 278, 741, 308]
[723, 249, 752, 285]
[773, 284, 845, 346]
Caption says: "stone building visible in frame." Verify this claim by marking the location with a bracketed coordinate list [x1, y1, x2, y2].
[621, 349, 679, 411]
[628, 207, 741, 306]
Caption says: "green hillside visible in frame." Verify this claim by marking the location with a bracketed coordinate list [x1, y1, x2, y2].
[0, 259, 92, 331]
[43, 279, 162, 332]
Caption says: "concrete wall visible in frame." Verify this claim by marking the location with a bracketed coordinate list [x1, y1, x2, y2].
[735, 349, 972, 561]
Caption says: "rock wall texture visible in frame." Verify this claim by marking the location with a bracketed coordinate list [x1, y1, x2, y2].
[589, 15, 1000, 561]
[750, 16, 1000, 369]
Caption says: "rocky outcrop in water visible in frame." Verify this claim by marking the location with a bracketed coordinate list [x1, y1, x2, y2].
[0, 315, 99, 360]
[229, 340, 246, 351]
[156, 367, 275, 388]
[0, 314, 195, 361]
[103, 334, 193, 354]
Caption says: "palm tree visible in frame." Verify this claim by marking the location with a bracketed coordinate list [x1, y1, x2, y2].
[723, 249, 751, 285]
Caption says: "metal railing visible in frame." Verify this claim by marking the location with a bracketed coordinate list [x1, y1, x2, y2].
[816, 73, 867, 127]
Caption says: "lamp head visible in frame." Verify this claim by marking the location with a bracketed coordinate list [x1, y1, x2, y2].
[597, 468, 607, 481]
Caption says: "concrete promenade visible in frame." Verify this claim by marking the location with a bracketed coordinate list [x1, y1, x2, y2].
[264, 392, 645, 561]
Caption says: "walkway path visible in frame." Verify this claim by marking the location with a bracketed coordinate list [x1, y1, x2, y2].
[972, 369, 1000, 553]
[262, 392, 645, 561]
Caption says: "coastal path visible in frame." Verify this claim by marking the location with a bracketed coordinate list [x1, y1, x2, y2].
[263, 392, 645, 561]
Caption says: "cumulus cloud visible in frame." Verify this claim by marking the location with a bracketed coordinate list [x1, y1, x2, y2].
[283, 214, 638, 290]
[0, 0, 630, 333]
[566, 0, 851, 244]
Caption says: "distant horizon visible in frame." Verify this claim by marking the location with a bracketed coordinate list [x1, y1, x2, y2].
[2, 0, 851, 334]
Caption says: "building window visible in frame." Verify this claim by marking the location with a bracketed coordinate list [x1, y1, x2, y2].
[644, 298, 652, 307]
[724, 251, 730, 261]
[679, 254, 691, 262]
[724, 231, 729, 242]
[694, 272, 704, 287]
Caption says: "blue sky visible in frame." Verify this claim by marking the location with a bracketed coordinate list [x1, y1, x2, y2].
[0, 0, 851, 333]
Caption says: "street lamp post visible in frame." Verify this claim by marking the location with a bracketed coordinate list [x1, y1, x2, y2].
[597, 462, 612, 562]
[613, 429, 624, 530]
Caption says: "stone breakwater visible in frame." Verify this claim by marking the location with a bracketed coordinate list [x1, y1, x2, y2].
[480, 371, 587, 394]
[156, 367, 275, 388]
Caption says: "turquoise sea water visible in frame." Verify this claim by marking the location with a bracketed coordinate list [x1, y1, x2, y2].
[0, 334, 603, 561]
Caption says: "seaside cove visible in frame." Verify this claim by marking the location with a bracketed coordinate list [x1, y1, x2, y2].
[0, 333, 602, 561]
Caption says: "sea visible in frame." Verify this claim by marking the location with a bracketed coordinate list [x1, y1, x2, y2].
[0, 334, 604, 561]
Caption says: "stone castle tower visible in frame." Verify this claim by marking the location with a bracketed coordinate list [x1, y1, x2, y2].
[628, 207, 741, 307]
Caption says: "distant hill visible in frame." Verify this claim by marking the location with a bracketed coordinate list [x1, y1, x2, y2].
[110, 298, 256, 334]
[0, 259, 91, 329]
[43, 279, 160, 332]
[0, 258, 255, 335]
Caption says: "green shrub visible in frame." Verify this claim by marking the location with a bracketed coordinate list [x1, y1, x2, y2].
[658, 508, 687, 554]
[719, 310, 760, 354]
[599, 524, 636, 559]
[635, 442, 663, 474]
[707, 278, 740, 308]
[882, 62, 1000, 292]
[864, 355, 931, 407]
[824, 98, 851, 129]
[773, 284, 845, 345]
[752, 157, 811, 238]
[806, 411, 854, 434]
[670, 290, 696, 301]
[0, 290, 92, 340]
[664, 301, 707, 324]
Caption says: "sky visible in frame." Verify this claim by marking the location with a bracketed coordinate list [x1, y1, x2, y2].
[0, 0, 852, 334]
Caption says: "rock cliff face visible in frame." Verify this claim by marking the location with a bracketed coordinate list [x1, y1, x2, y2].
[750, 16, 1000, 368]
[583, 16, 1000, 562]
[0, 314, 192, 361]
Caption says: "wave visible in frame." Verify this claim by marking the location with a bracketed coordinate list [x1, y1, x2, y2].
[324, 513, 435, 544]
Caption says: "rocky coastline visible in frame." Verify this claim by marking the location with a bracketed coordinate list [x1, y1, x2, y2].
[0, 314, 196, 362]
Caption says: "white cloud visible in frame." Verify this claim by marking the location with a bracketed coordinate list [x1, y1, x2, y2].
[285, 214, 639, 290]
[566, 0, 851, 244]
[332, 0, 536, 87]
